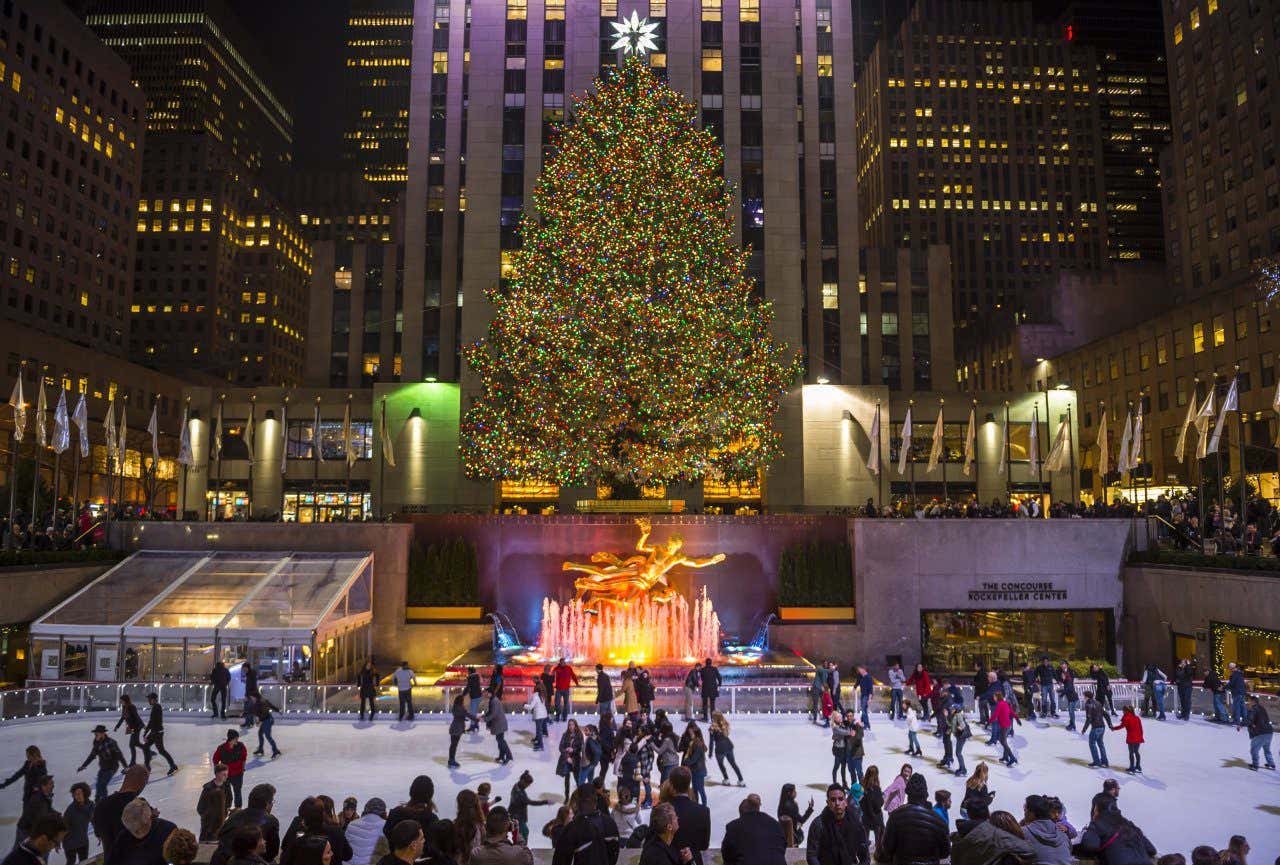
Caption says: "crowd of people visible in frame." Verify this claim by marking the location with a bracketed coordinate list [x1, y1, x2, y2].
[1, 655, 1274, 865]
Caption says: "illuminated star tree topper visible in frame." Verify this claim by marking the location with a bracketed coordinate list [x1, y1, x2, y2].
[610, 11, 660, 55]
[460, 58, 801, 489]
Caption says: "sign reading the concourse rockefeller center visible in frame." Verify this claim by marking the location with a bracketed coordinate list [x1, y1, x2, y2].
[967, 581, 1068, 602]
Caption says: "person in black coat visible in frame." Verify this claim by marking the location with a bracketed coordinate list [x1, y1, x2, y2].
[465, 668, 484, 732]
[141, 694, 178, 775]
[210, 783, 280, 865]
[210, 662, 232, 720]
[382, 776, 437, 845]
[875, 776, 947, 865]
[1071, 794, 1156, 865]
[357, 662, 380, 722]
[595, 665, 615, 717]
[279, 798, 352, 865]
[0, 747, 47, 805]
[1173, 659, 1195, 721]
[636, 668, 655, 716]
[698, 660, 721, 721]
[16, 775, 55, 849]
[1089, 665, 1114, 717]
[92, 766, 148, 859]
[804, 785, 869, 865]
[115, 697, 145, 767]
[667, 768, 711, 865]
[447, 695, 479, 768]
[777, 784, 814, 845]
[104, 798, 176, 865]
[722, 795, 786, 865]
[551, 785, 619, 865]
[3, 813, 67, 865]
[638, 804, 687, 865]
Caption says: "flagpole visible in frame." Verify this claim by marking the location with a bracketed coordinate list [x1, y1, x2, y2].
[1040, 389, 1050, 512]
[146, 398, 157, 519]
[71, 436, 80, 524]
[971, 399, 979, 508]
[1194, 379, 1205, 524]
[179, 397, 190, 521]
[247, 395, 257, 520]
[1067, 401, 1077, 506]
[313, 396, 322, 524]
[1234, 366, 1248, 520]
[1004, 400, 1011, 505]
[280, 395, 290, 521]
[939, 398, 948, 503]
[117, 393, 129, 518]
[105, 400, 114, 534]
[1212, 374, 1225, 525]
[378, 397, 387, 520]
[345, 393, 353, 520]
[5, 360, 26, 549]
[1098, 400, 1106, 504]
[214, 393, 225, 522]
[908, 398, 916, 509]
[28, 365, 46, 529]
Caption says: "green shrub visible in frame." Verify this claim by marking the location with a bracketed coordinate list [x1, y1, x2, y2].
[406, 537, 480, 605]
[1128, 549, 1280, 573]
[777, 540, 853, 606]
[1067, 658, 1119, 679]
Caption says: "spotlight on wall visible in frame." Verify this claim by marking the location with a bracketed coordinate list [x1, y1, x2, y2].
[407, 407, 423, 420]
[841, 409, 856, 423]
[984, 412, 996, 424]
[1054, 383, 1069, 390]
[264, 410, 276, 421]
[816, 377, 831, 385]
[424, 376, 438, 383]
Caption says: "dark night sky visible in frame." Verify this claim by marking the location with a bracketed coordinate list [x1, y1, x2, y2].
[228, 0, 347, 170]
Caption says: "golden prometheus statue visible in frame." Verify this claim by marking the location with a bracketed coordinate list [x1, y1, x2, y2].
[562, 517, 726, 613]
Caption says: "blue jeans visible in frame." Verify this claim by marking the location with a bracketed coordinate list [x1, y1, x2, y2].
[1088, 727, 1108, 765]
[533, 717, 548, 749]
[1153, 683, 1167, 718]
[95, 766, 114, 801]
[577, 764, 596, 786]
[1212, 693, 1228, 722]
[257, 715, 279, 756]
[691, 769, 707, 805]
[860, 694, 871, 728]
[1232, 693, 1247, 725]
[555, 690, 571, 721]
[1040, 684, 1057, 715]
[1066, 699, 1079, 729]
[848, 755, 863, 784]
[907, 731, 920, 753]
[1250, 732, 1275, 767]
[890, 689, 903, 719]
[954, 737, 967, 774]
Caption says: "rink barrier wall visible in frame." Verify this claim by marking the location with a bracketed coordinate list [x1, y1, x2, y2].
[3, 680, 1275, 725]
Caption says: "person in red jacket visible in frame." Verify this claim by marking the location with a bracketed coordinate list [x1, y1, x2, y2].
[906, 664, 934, 723]
[991, 692, 1018, 766]
[553, 658, 580, 722]
[212, 729, 248, 808]
[1111, 706, 1145, 775]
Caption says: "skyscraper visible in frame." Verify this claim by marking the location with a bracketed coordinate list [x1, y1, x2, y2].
[85, 0, 311, 386]
[343, 0, 414, 196]
[855, 0, 1108, 341]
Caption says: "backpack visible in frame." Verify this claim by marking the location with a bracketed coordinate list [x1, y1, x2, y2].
[956, 720, 971, 741]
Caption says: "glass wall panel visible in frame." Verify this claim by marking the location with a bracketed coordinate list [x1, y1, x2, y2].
[922, 609, 1113, 674]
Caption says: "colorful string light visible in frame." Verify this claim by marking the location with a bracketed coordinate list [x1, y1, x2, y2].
[460, 58, 801, 487]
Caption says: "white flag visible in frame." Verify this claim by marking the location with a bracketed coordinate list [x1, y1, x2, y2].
[1173, 387, 1199, 463]
[1096, 409, 1109, 478]
[72, 394, 89, 458]
[1208, 377, 1238, 455]
[1116, 411, 1133, 474]
[1028, 407, 1040, 474]
[177, 406, 194, 466]
[7, 375, 26, 444]
[117, 403, 127, 461]
[997, 418, 1008, 476]
[866, 407, 881, 476]
[926, 408, 945, 474]
[1131, 403, 1145, 466]
[243, 406, 254, 459]
[34, 378, 47, 449]
[343, 402, 357, 468]
[896, 407, 913, 476]
[1194, 389, 1215, 460]
[1045, 419, 1071, 472]
[313, 402, 324, 461]
[280, 402, 288, 474]
[147, 403, 160, 466]
[380, 402, 397, 469]
[213, 401, 223, 459]
[52, 391, 70, 455]
[104, 399, 117, 461]
[962, 407, 975, 477]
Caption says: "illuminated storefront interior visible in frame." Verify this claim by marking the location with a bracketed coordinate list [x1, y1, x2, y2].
[922, 609, 1114, 673]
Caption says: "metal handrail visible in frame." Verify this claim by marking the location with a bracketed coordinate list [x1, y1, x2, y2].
[1148, 514, 1202, 550]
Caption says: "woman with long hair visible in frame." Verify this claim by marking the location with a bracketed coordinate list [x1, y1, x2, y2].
[557, 719, 584, 800]
[0, 746, 46, 802]
[422, 820, 461, 865]
[776, 783, 814, 845]
[292, 839, 331, 865]
[682, 726, 709, 806]
[882, 763, 913, 813]
[316, 796, 339, 827]
[708, 712, 744, 786]
[454, 790, 485, 862]
[449, 693, 478, 769]
[906, 663, 934, 723]
[116, 696, 145, 766]
[859, 765, 885, 844]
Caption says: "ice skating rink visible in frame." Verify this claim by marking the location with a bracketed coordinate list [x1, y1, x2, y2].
[0, 709, 1275, 858]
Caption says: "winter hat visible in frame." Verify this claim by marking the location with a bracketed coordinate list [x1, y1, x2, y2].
[363, 798, 387, 817]
[905, 774, 929, 804]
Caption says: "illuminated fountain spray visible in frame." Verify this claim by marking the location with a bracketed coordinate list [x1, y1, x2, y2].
[537, 586, 720, 663]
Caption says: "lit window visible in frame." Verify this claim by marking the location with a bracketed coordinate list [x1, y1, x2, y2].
[1193, 322, 1206, 353]
[1174, 23, 1183, 44]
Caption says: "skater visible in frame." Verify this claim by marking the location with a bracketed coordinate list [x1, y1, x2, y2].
[888, 663, 906, 721]
[1204, 667, 1228, 723]
[75, 725, 124, 802]
[699, 658, 721, 720]
[489, 663, 505, 701]
[810, 664, 830, 724]
[212, 729, 247, 808]
[241, 664, 259, 729]
[357, 661, 379, 722]
[252, 695, 282, 759]
[949, 707, 971, 776]
[820, 685, 835, 728]
[595, 664, 615, 718]
[1059, 662, 1079, 731]
[636, 666, 655, 717]
[142, 693, 179, 776]
[855, 666, 874, 728]
[906, 664, 933, 724]
[1227, 663, 1248, 727]
[622, 670, 640, 719]
[393, 662, 417, 722]
[830, 714, 851, 787]
[1035, 657, 1059, 718]
[483, 687, 513, 765]
[990, 692, 1017, 766]
[1140, 664, 1167, 720]
[881, 764, 912, 814]
[16, 774, 55, 850]
[828, 663, 843, 714]
[509, 771, 548, 841]
[708, 712, 743, 786]
[114, 697, 145, 767]
[1, 747, 47, 806]
[845, 716, 865, 786]
[905, 703, 923, 756]
[197, 764, 230, 842]
[556, 719, 584, 800]
[553, 658, 579, 722]
[683, 662, 703, 721]
[463, 667, 484, 732]
[523, 683, 550, 752]
[1110, 706, 1144, 774]
[448, 693, 479, 768]
[777, 784, 814, 845]
[682, 725, 709, 806]
[62, 783, 93, 865]
[580, 725, 602, 786]
[1089, 664, 1114, 718]
[970, 665, 988, 725]
[209, 661, 231, 720]
[1081, 690, 1110, 768]
[938, 707, 954, 771]
[1245, 695, 1275, 770]
[1174, 659, 1195, 721]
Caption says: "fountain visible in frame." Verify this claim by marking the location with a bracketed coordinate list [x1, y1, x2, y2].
[536, 587, 721, 663]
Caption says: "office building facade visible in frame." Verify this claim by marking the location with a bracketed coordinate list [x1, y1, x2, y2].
[344, 0, 414, 196]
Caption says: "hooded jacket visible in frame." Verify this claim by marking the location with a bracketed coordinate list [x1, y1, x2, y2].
[1023, 818, 1073, 865]
[949, 820, 1035, 865]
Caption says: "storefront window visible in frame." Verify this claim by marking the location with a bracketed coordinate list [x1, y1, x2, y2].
[282, 491, 372, 523]
[1213, 621, 1280, 693]
[922, 609, 1113, 674]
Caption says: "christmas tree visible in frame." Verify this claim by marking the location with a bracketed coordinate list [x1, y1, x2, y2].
[461, 57, 800, 489]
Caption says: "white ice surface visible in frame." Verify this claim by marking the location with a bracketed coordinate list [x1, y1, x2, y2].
[0, 710, 1275, 860]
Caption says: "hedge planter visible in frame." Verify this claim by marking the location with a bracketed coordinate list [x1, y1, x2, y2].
[778, 606, 855, 622]
[406, 606, 485, 622]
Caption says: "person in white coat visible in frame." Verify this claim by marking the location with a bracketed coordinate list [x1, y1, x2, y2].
[344, 798, 387, 865]
[524, 684, 550, 751]
[905, 704, 923, 756]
